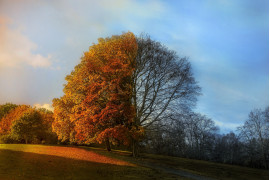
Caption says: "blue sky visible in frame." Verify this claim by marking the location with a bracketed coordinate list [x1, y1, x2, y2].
[0, 0, 268, 133]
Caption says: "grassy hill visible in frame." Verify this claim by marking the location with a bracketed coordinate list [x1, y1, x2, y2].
[0, 144, 268, 180]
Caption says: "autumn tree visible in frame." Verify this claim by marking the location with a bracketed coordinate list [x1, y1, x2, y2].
[0, 105, 30, 136]
[0, 103, 18, 120]
[53, 32, 139, 150]
[38, 108, 58, 144]
[11, 109, 43, 144]
[0, 104, 57, 144]
[52, 96, 76, 143]
[53, 32, 200, 157]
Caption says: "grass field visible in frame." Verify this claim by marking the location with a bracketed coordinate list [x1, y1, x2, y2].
[81, 146, 269, 180]
[0, 144, 180, 180]
[0, 144, 268, 180]
[137, 153, 269, 180]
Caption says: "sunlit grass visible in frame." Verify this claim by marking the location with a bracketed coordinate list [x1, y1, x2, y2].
[0, 144, 134, 166]
[0, 144, 181, 180]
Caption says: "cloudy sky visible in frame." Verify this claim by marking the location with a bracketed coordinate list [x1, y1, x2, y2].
[0, 0, 268, 133]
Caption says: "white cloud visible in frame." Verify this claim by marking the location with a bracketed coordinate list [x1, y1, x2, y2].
[0, 17, 52, 68]
[214, 120, 241, 133]
[34, 103, 54, 111]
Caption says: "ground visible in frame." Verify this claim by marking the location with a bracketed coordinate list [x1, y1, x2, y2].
[0, 144, 268, 180]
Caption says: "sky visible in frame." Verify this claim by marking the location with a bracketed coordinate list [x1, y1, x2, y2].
[0, 0, 268, 133]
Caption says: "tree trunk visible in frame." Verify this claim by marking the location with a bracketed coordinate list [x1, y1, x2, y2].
[106, 138, 111, 151]
[132, 139, 139, 157]
[24, 135, 28, 144]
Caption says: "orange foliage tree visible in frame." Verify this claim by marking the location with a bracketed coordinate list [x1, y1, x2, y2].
[0, 104, 57, 144]
[52, 96, 76, 143]
[0, 105, 30, 136]
[53, 32, 143, 150]
[0, 103, 18, 120]
[11, 108, 43, 144]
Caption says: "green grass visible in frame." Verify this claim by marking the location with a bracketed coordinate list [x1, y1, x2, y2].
[0, 144, 181, 180]
[136, 153, 269, 180]
[79, 146, 269, 180]
[0, 144, 268, 180]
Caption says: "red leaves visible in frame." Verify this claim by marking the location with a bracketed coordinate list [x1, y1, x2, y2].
[81, 33, 137, 144]
[96, 125, 130, 146]
[53, 32, 143, 147]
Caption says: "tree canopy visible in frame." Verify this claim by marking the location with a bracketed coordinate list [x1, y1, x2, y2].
[0, 104, 57, 144]
[11, 109, 43, 144]
[52, 32, 201, 156]
[0, 105, 30, 136]
[0, 103, 18, 121]
[53, 32, 142, 150]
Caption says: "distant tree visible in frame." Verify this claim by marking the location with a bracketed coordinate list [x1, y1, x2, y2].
[11, 109, 43, 144]
[143, 111, 218, 160]
[0, 105, 57, 144]
[0, 105, 30, 135]
[238, 107, 269, 168]
[143, 119, 186, 156]
[213, 132, 242, 164]
[38, 108, 58, 144]
[181, 112, 218, 160]
[0, 103, 18, 121]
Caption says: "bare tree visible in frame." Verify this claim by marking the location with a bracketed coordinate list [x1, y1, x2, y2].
[143, 118, 186, 156]
[213, 132, 242, 164]
[142, 111, 219, 160]
[183, 112, 218, 160]
[131, 35, 201, 156]
[238, 108, 269, 168]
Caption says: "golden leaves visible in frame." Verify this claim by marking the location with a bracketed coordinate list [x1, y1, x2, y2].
[53, 32, 143, 146]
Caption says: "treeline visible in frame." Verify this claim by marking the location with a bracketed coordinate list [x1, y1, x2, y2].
[0, 102, 267, 169]
[143, 107, 269, 169]
[0, 103, 57, 144]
